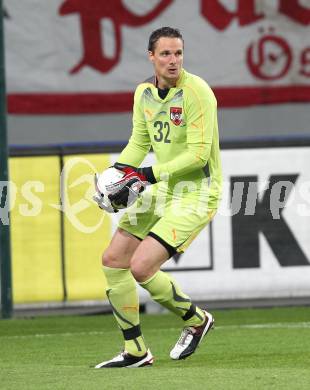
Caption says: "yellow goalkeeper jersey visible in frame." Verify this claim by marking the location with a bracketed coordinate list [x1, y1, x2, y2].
[117, 68, 222, 208]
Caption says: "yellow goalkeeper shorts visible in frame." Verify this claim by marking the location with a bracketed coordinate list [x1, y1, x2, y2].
[118, 184, 217, 255]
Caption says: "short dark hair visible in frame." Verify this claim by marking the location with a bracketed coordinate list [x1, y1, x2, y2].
[148, 27, 183, 52]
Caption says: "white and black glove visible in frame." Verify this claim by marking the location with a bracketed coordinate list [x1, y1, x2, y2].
[108, 163, 156, 209]
[93, 164, 156, 213]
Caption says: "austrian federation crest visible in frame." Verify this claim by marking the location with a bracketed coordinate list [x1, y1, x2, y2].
[170, 107, 182, 126]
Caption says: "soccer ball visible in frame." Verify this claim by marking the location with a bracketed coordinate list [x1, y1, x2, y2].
[95, 167, 125, 197]
[94, 167, 142, 212]
[94, 167, 126, 212]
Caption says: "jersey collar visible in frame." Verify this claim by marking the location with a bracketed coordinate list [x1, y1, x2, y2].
[149, 68, 186, 102]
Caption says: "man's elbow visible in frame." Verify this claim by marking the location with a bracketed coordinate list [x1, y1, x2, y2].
[193, 146, 211, 167]
[195, 154, 208, 168]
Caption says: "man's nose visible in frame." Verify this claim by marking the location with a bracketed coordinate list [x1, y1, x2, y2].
[169, 54, 177, 63]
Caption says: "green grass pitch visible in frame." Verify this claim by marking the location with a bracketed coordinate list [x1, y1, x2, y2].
[1, 306, 310, 390]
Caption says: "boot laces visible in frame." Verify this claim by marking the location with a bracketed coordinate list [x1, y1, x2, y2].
[178, 327, 195, 346]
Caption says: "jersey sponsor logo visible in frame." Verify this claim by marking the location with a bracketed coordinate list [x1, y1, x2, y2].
[170, 107, 182, 126]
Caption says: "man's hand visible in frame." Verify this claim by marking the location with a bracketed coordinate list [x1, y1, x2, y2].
[93, 192, 119, 213]
[109, 163, 156, 209]
[93, 173, 119, 213]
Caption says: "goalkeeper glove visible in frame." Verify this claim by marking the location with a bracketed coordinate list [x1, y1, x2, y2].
[108, 163, 156, 208]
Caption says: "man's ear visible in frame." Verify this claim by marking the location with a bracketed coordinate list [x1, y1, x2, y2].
[148, 50, 154, 63]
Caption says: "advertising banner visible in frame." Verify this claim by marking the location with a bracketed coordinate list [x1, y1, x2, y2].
[162, 146, 310, 301]
[5, 0, 310, 113]
[5, 145, 310, 304]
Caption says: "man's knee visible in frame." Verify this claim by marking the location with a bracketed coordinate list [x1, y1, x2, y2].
[130, 257, 152, 283]
[102, 249, 121, 268]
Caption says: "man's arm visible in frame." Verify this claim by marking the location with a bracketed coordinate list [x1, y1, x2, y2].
[117, 85, 151, 167]
[104, 85, 155, 208]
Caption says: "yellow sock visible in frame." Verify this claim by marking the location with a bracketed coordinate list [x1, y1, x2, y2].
[103, 266, 147, 356]
[139, 271, 205, 326]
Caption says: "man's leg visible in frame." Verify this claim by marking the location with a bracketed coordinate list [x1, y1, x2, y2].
[130, 235, 214, 360]
[131, 236, 205, 325]
[95, 228, 153, 368]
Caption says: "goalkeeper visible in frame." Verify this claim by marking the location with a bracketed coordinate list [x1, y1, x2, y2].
[94, 26, 222, 368]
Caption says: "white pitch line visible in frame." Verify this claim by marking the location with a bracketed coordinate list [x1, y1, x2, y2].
[1, 322, 310, 340]
[0, 330, 106, 340]
[215, 322, 310, 330]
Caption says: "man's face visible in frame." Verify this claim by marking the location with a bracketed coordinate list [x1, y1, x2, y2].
[148, 37, 183, 88]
